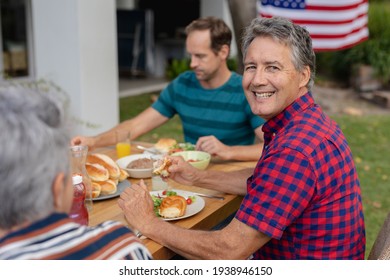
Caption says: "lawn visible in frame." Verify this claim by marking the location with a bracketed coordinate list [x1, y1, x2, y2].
[120, 93, 390, 259]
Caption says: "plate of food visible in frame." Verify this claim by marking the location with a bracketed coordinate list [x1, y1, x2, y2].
[146, 138, 196, 155]
[92, 179, 130, 201]
[150, 189, 205, 221]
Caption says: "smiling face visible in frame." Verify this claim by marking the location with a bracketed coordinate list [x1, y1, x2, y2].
[242, 36, 310, 120]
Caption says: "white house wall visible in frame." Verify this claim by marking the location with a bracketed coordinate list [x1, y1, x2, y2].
[31, 0, 118, 137]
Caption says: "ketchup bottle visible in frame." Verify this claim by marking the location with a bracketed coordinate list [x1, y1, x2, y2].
[69, 174, 89, 226]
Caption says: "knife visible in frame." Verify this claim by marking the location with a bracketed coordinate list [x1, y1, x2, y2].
[192, 192, 225, 200]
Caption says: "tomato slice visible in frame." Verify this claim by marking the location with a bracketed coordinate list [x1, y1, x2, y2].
[162, 190, 167, 195]
[186, 198, 192, 205]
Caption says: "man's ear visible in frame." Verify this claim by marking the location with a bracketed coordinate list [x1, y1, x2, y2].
[219, 44, 230, 60]
[299, 65, 311, 88]
[52, 173, 66, 210]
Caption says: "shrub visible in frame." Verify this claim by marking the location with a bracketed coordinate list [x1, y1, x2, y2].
[316, 2, 390, 85]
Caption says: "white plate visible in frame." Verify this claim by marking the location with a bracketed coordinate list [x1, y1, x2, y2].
[116, 154, 162, 178]
[150, 189, 205, 221]
[92, 180, 131, 201]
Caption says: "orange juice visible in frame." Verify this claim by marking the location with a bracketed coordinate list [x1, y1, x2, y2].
[116, 142, 131, 158]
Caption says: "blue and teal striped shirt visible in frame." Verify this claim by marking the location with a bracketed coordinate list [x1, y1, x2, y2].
[152, 71, 264, 145]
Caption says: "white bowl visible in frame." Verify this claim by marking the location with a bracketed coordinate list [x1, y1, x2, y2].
[116, 154, 162, 178]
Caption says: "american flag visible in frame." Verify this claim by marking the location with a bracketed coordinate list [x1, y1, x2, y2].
[257, 0, 369, 51]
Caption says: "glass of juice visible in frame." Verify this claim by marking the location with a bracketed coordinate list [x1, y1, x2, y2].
[116, 130, 131, 158]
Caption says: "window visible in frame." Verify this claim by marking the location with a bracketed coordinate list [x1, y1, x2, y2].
[1, 0, 32, 80]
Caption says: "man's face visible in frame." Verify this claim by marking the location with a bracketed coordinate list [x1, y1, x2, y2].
[242, 36, 309, 120]
[186, 30, 225, 83]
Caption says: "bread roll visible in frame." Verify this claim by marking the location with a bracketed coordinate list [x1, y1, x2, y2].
[118, 168, 129, 182]
[95, 179, 117, 195]
[87, 153, 120, 180]
[153, 157, 172, 178]
[154, 138, 177, 153]
[85, 163, 109, 182]
[91, 182, 102, 198]
[159, 195, 187, 218]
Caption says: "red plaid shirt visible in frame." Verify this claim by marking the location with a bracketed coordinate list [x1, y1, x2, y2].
[236, 92, 365, 259]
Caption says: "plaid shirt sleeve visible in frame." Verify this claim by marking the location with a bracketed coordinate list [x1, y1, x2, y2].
[236, 147, 316, 239]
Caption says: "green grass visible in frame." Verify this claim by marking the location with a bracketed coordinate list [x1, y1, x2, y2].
[120, 93, 390, 259]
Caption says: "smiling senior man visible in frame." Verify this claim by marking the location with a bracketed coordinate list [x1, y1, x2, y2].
[118, 17, 365, 260]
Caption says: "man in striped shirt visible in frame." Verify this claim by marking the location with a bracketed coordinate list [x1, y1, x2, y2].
[71, 17, 265, 162]
[0, 86, 151, 260]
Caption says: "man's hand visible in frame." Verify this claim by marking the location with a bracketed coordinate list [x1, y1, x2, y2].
[70, 135, 96, 149]
[118, 180, 158, 234]
[196, 135, 232, 160]
[165, 155, 203, 186]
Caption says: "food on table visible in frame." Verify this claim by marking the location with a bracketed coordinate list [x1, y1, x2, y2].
[118, 168, 129, 182]
[94, 179, 117, 195]
[126, 158, 154, 169]
[154, 138, 177, 153]
[152, 157, 172, 178]
[85, 153, 129, 198]
[86, 153, 120, 180]
[159, 195, 187, 218]
[85, 162, 109, 182]
[91, 182, 102, 198]
[152, 190, 196, 218]
[168, 142, 196, 154]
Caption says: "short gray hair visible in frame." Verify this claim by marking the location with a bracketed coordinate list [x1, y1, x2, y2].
[241, 17, 316, 90]
[0, 85, 70, 229]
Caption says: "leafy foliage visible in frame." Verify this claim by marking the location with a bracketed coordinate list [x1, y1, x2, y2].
[316, 2, 390, 84]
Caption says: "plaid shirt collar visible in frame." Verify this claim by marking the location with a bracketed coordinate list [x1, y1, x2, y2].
[262, 92, 314, 144]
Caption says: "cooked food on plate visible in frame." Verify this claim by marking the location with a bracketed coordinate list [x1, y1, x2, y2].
[127, 158, 154, 169]
[152, 157, 172, 178]
[168, 142, 196, 154]
[85, 162, 109, 182]
[85, 153, 129, 198]
[91, 182, 102, 198]
[154, 138, 177, 153]
[151, 190, 196, 218]
[94, 179, 117, 195]
[86, 153, 120, 180]
[159, 195, 187, 218]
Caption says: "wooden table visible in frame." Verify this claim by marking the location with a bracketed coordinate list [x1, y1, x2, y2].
[88, 143, 257, 259]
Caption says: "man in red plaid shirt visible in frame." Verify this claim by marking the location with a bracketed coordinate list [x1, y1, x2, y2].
[119, 17, 366, 259]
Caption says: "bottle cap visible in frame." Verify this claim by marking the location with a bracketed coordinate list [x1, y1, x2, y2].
[72, 174, 83, 185]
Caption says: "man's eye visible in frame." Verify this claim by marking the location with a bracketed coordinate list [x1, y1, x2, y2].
[267, 66, 279, 72]
[244, 65, 256, 71]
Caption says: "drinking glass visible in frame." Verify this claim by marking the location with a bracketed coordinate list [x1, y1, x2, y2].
[116, 130, 131, 158]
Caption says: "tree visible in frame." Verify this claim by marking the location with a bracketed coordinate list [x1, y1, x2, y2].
[228, 0, 257, 74]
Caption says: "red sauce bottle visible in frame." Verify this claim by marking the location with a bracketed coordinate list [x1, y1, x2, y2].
[69, 174, 89, 226]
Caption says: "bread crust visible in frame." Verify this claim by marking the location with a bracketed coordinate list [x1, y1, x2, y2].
[91, 182, 102, 198]
[87, 153, 120, 179]
[85, 163, 109, 182]
[159, 195, 187, 218]
[153, 157, 172, 178]
[154, 138, 177, 153]
[95, 179, 117, 195]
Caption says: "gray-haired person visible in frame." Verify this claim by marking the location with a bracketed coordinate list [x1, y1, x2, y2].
[118, 17, 365, 259]
[0, 86, 151, 259]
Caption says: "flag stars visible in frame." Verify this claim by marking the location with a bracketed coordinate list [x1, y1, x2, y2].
[262, 0, 306, 9]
